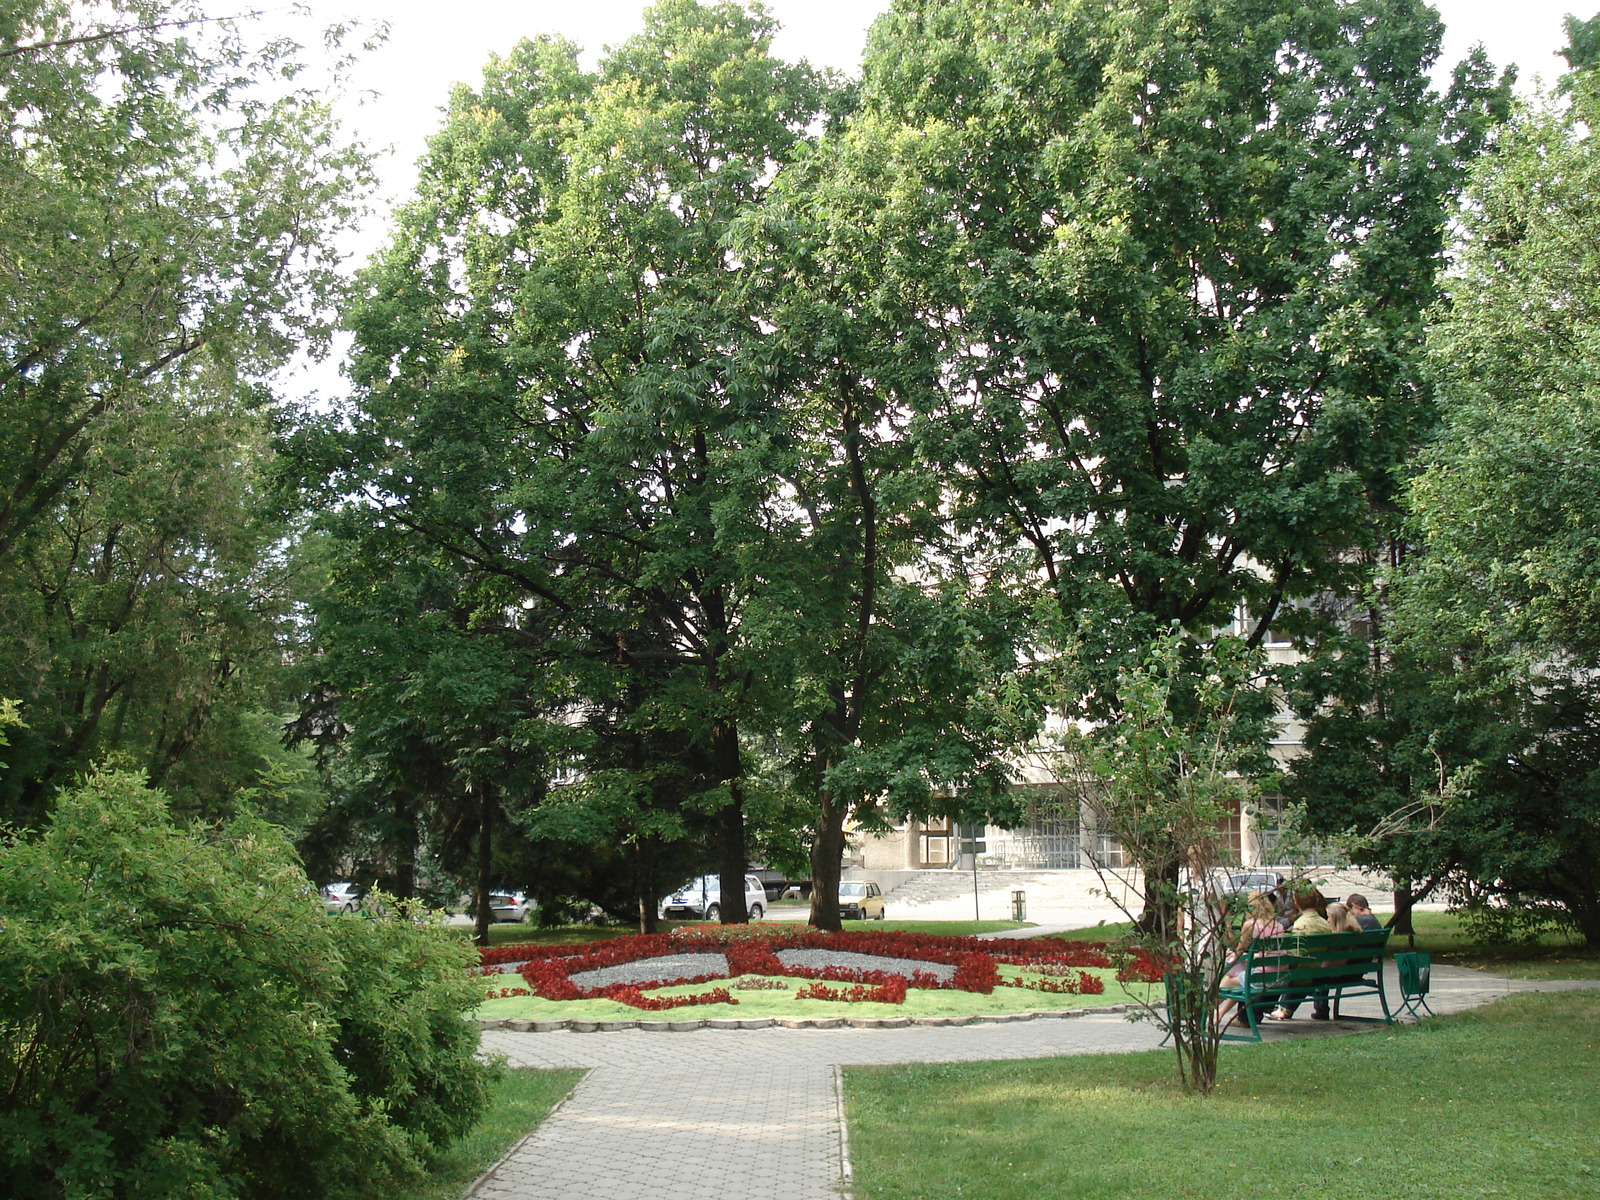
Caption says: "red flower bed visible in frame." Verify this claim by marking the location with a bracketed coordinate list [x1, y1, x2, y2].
[795, 977, 908, 1004]
[1014, 970, 1105, 995]
[481, 927, 1120, 1006]
[1115, 946, 1174, 984]
[598, 985, 735, 1011]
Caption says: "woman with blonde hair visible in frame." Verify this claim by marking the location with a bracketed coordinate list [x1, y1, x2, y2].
[1214, 892, 1285, 1030]
[1326, 902, 1361, 934]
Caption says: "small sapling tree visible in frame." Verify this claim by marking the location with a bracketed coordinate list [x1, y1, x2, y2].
[1061, 632, 1269, 1093]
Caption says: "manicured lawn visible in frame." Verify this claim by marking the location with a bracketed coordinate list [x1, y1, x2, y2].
[857, 919, 1030, 936]
[391, 1067, 582, 1200]
[845, 990, 1600, 1200]
[1049, 920, 1134, 942]
[453, 923, 669, 948]
[1399, 911, 1600, 980]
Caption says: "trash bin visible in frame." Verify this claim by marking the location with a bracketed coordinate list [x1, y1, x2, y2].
[1011, 889, 1026, 921]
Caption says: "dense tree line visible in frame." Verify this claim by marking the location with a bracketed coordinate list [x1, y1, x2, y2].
[5, 0, 1599, 949]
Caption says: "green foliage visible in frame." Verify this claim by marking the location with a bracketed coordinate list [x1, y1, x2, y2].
[1291, 40, 1600, 951]
[0, 771, 493, 1200]
[846, 0, 1510, 710]
[0, 2, 372, 823]
[1060, 631, 1270, 1092]
[1454, 901, 1578, 949]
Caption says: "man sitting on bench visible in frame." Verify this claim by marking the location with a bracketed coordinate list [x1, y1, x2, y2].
[1267, 889, 1333, 1021]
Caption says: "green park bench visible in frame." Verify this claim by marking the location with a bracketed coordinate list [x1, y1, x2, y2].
[1215, 928, 1394, 1042]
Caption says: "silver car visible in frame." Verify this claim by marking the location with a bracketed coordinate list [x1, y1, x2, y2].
[321, 882, 363, 914]
[489, 891, 535, 922]
[658, 874, 767, 922]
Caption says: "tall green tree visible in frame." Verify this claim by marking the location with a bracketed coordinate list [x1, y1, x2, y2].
[0, 2, 370, 822]
[1293, 21, 1600, 950]
[332, 1, 827, 923]
[851, 0, 1504, 691]
[724, 142, 1036, 928]
[828, 0, 1505, 922]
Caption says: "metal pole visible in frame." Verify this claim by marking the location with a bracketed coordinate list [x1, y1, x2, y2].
[972, 845, 980, 922]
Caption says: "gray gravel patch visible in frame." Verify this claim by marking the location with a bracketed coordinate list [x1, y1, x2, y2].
[568, 952, 730, 990]
[775, 948, 956, 983]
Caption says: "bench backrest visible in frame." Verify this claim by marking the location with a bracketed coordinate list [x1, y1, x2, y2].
[1239, 929, 1391, 984]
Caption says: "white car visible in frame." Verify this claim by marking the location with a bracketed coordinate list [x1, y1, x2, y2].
[658, 874, 767, 922]
[321, 882, 363, 914]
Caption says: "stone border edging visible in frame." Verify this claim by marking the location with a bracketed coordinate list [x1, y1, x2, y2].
[475, 1003, 1133, 1033]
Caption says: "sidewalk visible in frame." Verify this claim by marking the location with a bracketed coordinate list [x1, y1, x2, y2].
[469, 964, 1598, 1200]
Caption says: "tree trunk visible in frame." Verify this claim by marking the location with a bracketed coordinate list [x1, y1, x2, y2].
[713, 717, 748, 923]
[393, 786, 416, 900]
[1390, 879, 1414, 938]
[635, 836, 658, 934]
[808, 797, 847, 932]
[1563, 885, 1600, 953]
[474, 781, 493, 948]
[1135, 850, 1181, 942]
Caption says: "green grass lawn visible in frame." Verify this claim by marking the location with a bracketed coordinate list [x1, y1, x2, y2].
[390, 1067, 582, 1200]
[845, 990, 1600, 1200]
[1397, 911, 1600, 980]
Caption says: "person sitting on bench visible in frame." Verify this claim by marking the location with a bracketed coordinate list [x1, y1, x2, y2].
[1346, 893, 1382, 931]
[1268, 889, 1333, 1021]
[1215, 893, 1285, 1031]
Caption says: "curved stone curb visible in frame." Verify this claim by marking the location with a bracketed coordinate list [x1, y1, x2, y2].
[475, 1002, 1132, 1033]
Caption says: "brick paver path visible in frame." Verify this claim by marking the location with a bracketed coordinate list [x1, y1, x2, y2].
[471, 964, 1598, 1200]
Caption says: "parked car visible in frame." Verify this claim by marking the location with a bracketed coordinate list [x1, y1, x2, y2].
[658, 874, 767, 922]
[838, 880, 886, 920]
[321, 882, 363, 914]
[1179, 869, 1286, 919]
[489, 891, 535, 922]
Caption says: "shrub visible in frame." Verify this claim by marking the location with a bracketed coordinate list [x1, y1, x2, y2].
[0, 772, 493, 1199]
[1455, 898, 1579, 947]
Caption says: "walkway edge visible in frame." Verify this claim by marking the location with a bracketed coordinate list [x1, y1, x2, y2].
[464, 1068, 588, 1198]
[833, 1063, 853, 1199]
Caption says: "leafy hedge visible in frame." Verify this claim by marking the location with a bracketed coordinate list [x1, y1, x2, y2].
[0, 772, 493, 1199]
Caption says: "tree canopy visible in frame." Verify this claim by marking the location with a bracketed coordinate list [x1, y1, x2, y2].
[0, 1, 370, 823]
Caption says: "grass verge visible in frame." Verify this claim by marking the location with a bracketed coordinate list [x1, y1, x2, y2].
[846, 990, 1600, 1200]
[1046, 911, 1600, 980]
[1397, 911, 1600, 980]
[390, 1067, 583, 1200]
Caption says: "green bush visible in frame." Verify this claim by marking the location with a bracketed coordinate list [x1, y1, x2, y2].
[1454, 898, 1579, 947]
[0, 772, 494, 1199]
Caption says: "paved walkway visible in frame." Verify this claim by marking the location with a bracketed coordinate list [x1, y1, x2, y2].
[471, 965, 1598, 1200]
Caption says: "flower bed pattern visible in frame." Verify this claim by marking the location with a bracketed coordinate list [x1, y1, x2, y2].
[478, 927, 1121, 1011]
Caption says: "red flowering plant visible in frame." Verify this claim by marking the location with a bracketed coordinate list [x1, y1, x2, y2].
[1114, 946, 1175, 985]
[795, 977, 908, 1004]
[482, 928, 1121, 1007]
[1012, 970, 1106, 995]
[596, 985, 735, 1011]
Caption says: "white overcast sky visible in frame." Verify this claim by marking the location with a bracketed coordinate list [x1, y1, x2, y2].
[263, 0, 1588, 396]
